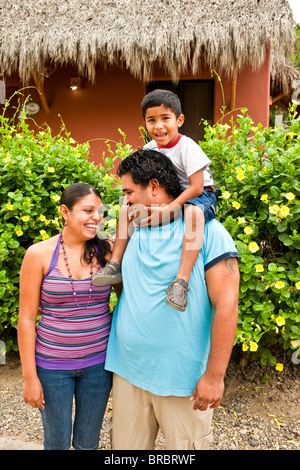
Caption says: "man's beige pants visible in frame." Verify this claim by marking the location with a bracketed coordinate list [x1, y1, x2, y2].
[111, 374, 213, 450]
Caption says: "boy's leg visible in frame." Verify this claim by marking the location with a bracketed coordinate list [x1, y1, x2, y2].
[93, 205, 130, 286]
[165, 205, 204, 312]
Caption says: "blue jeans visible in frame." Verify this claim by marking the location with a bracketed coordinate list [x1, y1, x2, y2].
[186, 190, 217, 223]
[37, 362, 112, 450]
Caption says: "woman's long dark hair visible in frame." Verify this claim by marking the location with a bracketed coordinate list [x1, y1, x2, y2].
[60, 183, 111, 267]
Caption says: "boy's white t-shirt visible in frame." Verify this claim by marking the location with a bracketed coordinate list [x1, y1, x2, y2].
[143, 134, 213, 189]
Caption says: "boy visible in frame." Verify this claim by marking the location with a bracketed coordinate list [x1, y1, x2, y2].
[93, 89, 216, 312]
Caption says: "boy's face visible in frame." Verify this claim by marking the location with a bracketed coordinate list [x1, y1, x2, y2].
[144, 104, 184, 147]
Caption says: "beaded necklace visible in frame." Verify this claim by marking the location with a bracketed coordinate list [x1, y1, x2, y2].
[60, 231, 94, 309]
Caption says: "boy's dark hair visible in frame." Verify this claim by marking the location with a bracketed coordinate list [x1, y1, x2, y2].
[117, 149, 182, 199]
[141, 89, 183, 119]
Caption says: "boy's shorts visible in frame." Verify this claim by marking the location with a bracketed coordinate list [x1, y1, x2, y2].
[186, 189, 217, 223]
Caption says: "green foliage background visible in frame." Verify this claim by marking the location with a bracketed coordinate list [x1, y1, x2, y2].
[201, 105, 300, 367]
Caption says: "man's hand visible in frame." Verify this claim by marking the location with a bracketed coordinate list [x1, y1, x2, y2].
[190, 372, 224, 411]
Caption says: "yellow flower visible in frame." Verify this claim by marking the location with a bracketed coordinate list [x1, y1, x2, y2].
[25, 169, 32, 174]
[255, 264, 264, 272]
[260, 194, 269, 204]
[236, 172, 245, 181]
[222, 191, 231, 199]
[15, 229, 23, 236]
[250, 342, 258, 352]
[249, 242, 259, 253]
[296, 281, 300, 290]
[39, 215, 46, 221]
[247, 165, 254, 170]
[6, 203, 14, 211]
[275, 363, 284, 372]
[237, 217, 246, 224]
[232, 201, 241, 209]
[285, 192, 295, 201]
[275, 316, 286, 326]
[21, 216, 30, 222]
[291, 340, 300, 349]
[269, 205, 280, 215]
[47, 167, 55, 173]
[242, 343, 249, 351]
[274, 281, 285, 289]
[51, 194, 60, 202]
[278, 206, 290, 218]
[244, 226, 254, 235]
[39, 230, 49, 240]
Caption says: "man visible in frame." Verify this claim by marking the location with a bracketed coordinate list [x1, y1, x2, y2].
[104, 149, 239, 450]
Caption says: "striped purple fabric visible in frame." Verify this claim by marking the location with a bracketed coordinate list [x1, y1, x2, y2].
[35, 266, 112, 370]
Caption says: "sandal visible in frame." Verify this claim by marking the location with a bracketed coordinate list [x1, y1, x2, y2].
[165, 278, 189, 312]
[92, 261, 122, 286]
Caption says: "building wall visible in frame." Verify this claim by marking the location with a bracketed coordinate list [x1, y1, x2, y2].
[6, 48, 271, 166]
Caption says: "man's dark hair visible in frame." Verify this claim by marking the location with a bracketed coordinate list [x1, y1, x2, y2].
[141, 89, 183, 119]
[117, 149, 182, 199]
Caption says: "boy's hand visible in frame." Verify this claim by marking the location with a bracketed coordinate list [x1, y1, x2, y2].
[140, 204, 173, 227]
[128, 204, 149, 227]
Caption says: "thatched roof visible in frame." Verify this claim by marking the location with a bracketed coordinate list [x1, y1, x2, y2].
[0, 0, 296, 88]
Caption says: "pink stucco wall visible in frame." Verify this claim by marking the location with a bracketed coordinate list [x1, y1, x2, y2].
[7, 48, 271, 165]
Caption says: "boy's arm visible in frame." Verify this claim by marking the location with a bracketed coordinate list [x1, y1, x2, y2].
[169, 169, 204, 209]
[138, 169, 204, 227]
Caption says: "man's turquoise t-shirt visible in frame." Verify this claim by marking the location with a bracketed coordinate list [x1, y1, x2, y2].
[105, 218, 238, 397]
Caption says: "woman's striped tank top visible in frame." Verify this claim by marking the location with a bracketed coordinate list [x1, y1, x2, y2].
[35, 233, 112, 370]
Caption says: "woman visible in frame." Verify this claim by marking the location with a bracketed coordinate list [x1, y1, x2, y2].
[18, 183, 119, 450]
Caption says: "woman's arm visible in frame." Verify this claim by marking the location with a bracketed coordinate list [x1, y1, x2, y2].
[18, 245, 45, 409]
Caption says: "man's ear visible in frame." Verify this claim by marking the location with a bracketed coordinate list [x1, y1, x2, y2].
[177, 114, 185, 128]
[149, 178, 160, 194]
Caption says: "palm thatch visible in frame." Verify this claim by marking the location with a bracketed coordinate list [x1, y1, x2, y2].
[0, 0, 296, 89]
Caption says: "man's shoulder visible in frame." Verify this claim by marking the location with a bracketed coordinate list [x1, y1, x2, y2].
[204, 219, 235, 243]
[202, 219, 239, 269]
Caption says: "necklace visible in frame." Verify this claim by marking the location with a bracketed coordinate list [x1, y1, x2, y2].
[60, 231, 94, 309]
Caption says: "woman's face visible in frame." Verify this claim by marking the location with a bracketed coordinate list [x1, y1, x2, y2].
[60, 192, 103, 240]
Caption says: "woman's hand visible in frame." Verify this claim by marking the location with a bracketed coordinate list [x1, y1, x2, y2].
[23, 376, 45, 409]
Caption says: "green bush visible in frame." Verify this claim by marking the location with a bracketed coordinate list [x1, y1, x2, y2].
[0, 96, 130, 349]
[201, 105, 300, 367]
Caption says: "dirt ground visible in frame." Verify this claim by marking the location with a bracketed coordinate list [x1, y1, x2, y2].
[1, 349, 300, 450]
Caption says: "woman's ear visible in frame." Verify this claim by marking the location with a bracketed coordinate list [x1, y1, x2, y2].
[59, 205, 69, 225]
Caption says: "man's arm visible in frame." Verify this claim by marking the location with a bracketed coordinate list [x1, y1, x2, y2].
[190, 257, 239, 410]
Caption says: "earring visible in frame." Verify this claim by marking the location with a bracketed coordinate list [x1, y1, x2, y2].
[64, 220, 68, 226]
